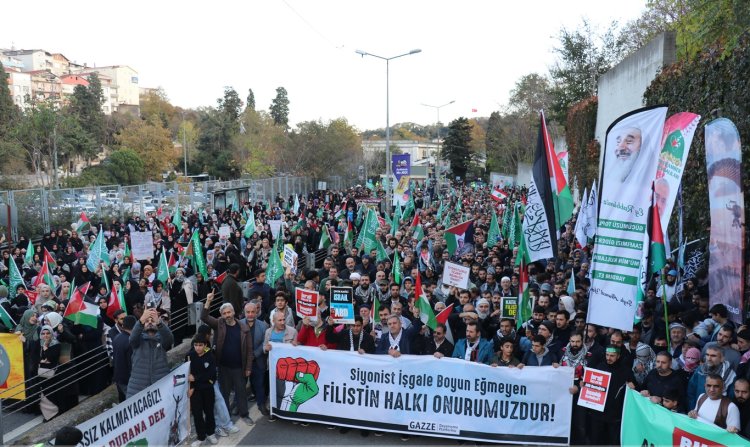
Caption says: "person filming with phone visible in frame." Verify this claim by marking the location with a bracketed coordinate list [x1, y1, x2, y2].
[126, 306, 174, 398]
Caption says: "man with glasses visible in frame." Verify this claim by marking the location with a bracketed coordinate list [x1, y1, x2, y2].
[423, 323, 454, 358]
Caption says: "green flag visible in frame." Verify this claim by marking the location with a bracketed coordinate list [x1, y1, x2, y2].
[355, 204, 366, 229]
[24, 242, 35, 267]
[358, 209, 379, 253]
[412, 224, 424, 241]
[0, 305, 15, 330]
[441, 213, 450, 228]
[390, 204, 402, 237]
[372, 296, 381, 324]
[392, 253, 402, 285]
[487, 210, 501, 248]
[86, 227, 107, 271]
[402, 196, 415, 222]
[101, 263, 110, 293]
[516, 240, 531, 330]
[376, 240, 389, 263]
[156, 250, 170, 284]
[265, 226, 284, 287]
[243, 208, 256, 238]
[501, 202, 513, 239]
[567, 267, 576, 296]
[172, 204, 181, 228]
[318, 224, 332, 250]
[8, 259, 23, 299]
[190, 230, 208, 279]
[436, 201, 445, 221]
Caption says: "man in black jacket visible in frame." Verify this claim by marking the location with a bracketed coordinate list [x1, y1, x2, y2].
[222, 264, 244, 316]
[112, 316, 136, 402]
[588, 346, 636, 445]
[423, 323, 454, 358]
[326, 315, 376, 353]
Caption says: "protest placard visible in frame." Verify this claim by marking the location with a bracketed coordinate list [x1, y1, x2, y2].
[283, 245, 298, 274]
[295, 288, 319, 322]
[442, 261, 470, 289]
[577, 367, 611, 412]
[130, 231, 154, 260]
[501, 297, 518, 319]
[218, 225, 231, 239]
[330, 286, 354, 324]
[269, 220, 283, 238]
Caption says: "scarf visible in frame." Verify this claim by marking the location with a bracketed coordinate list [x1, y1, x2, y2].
[465, 339, 479, 362]
[562, 344, 588, 369]
[388, 329, 403, 351]
[633, 343, 656, 384]
[39, 325, 59, 348]
[349, 329, 363, 351]
[17, 309, 39, 342]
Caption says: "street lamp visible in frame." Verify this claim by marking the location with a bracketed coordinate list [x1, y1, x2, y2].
[356, 48, 421, 211]
[421, 100, 455, 184]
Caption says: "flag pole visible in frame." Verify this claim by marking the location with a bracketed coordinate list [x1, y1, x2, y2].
[662, 279, 671, 353]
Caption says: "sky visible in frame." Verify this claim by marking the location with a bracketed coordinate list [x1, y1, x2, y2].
[3, 0, 646, 131]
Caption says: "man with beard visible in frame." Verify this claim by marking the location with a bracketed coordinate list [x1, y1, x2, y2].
[498, 276, 514, 297]
[423, 323, 454, 358]
[639, 352, 689, 412]
[561, 333, 589, 445]
[241, 302, 269, 416]
[687, 346, 737, 410]
[658, 269, 678, 305]
[609, 126, 642, 183]
[584, 324, 606, 367]
[703, 324, 741, 370]
[492, 318, 519, 355]
[475, 298, 494, 339]
[588, 346, 636, 445]
[326, 315, 376, 353]
[732, 378, 750, 438]
[452, 321, 493, 365]
[353, 274, 378, 308]
[689, 374, 741, 432]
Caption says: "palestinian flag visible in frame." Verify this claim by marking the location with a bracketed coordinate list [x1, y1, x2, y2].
[490, 187, 508, 202]
[541, 111, 574, 230]
[64, 283, 98, 328]
[487, 209, 501, 248]
[290, 217, 306, 232]
[410, 213, 420, 229]
[435, 304, 455, 343]
[318, 224, 332, 250]
[167, 252, 178, 275]
[43, 248, 57, 271]
[106, 282, 126, 320]
[649, 199, 667, 277]
[443, 220, 474, 256]
[412, 224, 424, 241]
[344, 220, 354, 248]
[377, 215, 387, 229]
[75, 211, 90, 232]
[215, 271, 228, 285]
[33, 259, 55, 292]
[0, 305, 15, 330]
[414, 274, 437, 330]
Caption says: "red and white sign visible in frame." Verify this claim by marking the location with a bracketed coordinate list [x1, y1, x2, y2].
[441, 261, 470, 289]
[295, 288, 319, 322]
[577, 367, 611, 412]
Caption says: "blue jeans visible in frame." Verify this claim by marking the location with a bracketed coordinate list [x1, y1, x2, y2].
[213, 381, 233, 430]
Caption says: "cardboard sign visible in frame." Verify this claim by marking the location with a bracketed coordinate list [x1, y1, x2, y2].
[130, 231, 154, 260]
[330, 286, 355, 324]
[218, 225, 231, 239]
[501, 297, 518, 319]
[577, 367, 612, 412]
[295, 288, 319, 322]
[442, 261, 470, 289]
[283, 245, 299, 274]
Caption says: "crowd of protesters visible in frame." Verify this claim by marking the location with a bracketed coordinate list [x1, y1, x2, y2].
[1, 179, 749, 445]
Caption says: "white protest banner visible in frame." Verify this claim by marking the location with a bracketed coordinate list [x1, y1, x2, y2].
[330, 286, 354, 324]
[442, 261, 470, 289]
[588, 106, 668, 331]
[577, 367, 611, 412]
[269, 344, 573, 444]
[130, 231, 154, 260]
[295, 288, 319, 322]
[283, 245, 299, 274]
[75, 363, 190, 446]
[218, 225, 231, 239]
[268, 220, 283, 239]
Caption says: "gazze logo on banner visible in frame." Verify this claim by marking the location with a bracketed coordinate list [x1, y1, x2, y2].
[588, 106, 668, 331]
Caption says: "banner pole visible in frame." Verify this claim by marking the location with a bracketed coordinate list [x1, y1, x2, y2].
[662, 280, 671, 353]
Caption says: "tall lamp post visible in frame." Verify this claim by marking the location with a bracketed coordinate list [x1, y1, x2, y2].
[356, 48, 421, 211]
[421, 100, 455, 184]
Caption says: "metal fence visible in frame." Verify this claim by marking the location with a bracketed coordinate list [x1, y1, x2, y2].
[0, 175, 349, 242]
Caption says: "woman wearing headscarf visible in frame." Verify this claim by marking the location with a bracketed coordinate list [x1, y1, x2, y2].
[124, 279, 144, 318]
[70, 311, 108, 396]
[169, 268, 196, 343]
[37, 325, 62, 421]
[15, 309, 41, 383]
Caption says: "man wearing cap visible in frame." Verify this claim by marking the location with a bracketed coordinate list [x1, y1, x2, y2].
[669, 322, 688, 359]
[357, 254, 376, 282]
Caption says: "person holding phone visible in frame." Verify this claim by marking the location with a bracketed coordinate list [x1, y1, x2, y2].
[126, 307, 173, 398]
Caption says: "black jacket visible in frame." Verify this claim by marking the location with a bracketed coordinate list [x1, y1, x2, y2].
[187, 348, 217, 391]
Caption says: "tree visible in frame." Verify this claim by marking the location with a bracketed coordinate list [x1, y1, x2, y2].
[246, 88, 255, 111]
[270, 87, 290, 128]
[278, 118, 360, 180]
[116, 119, 177, 179]
[508, 73, 553, 118]
[442, 117, 472, 180]
[548, 19, 629, 123]
[233, 109, 286, 178]
[107, 148, 145, 185]
[68, 72, 106, 146]
[0, 61, 18, 138]
[218, 87, 243, 124]
[140, 88, 176, 129]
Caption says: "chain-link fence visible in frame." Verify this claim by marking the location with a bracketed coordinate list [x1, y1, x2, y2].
[1, 175, 351, 241]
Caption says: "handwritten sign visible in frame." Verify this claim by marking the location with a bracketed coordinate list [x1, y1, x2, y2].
[218, 225, 231, 239]
[283, 245, 299, 274]
[441, 261, 470, 289]
[130, 231, 154, 260]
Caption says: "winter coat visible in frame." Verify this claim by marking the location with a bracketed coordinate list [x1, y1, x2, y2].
[126, 321, 173, 398]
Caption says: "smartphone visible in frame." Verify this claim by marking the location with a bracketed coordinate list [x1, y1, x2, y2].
[147, 301, 156, 309]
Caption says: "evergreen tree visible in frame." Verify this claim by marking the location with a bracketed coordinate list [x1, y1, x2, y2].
[270, 87, 290, 127]
[69, 72, 105, 146]
[246, 88, 255, 111]
[442, 117, 472, 180]
[0, 61, 19, 137]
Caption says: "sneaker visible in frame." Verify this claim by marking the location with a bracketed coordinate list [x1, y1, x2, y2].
[227, 425, 240, 434]
[215, 428, 228, 438]
[242, 415, 255, 425]
[207, 435, 219, 445]
[400, 434, 410, 441]
[190, 441, 202, 447]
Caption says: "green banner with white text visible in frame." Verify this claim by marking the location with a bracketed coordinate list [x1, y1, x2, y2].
[621, 388, 749, 447]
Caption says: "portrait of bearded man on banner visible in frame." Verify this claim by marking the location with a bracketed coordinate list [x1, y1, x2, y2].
[610, 126, 643, 183]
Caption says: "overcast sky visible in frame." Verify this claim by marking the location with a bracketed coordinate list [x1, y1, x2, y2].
[4, 0, 645, 130]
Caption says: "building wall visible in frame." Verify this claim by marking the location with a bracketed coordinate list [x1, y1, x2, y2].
[595, 32, 676, 146]
[362, 139, 440, 163]
[6, 70, 31, 109]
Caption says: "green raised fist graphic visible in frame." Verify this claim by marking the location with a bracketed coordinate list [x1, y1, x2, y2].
[289, 371, 319, 412]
